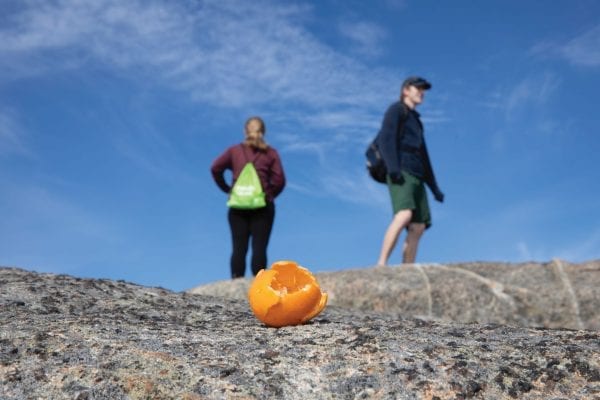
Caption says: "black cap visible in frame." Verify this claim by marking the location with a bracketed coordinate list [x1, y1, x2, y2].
[402, 76, 432, 90]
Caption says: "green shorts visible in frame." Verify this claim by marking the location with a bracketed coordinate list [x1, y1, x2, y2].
[387, 171, 432, 228]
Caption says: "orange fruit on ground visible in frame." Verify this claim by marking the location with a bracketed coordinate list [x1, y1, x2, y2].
[248, 260, 328, 328]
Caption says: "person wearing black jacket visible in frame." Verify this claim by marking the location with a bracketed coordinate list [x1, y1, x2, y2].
[376, 76, 444, 266]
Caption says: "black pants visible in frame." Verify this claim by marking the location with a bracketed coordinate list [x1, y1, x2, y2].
[228, 202, 275, 279]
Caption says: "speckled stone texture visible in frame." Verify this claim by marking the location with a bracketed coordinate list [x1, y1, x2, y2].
[1, 267, 599, 399]
[189, 260, 600, 330]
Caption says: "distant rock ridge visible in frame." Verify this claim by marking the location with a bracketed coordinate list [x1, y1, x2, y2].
[189, 260, 600, 330]
[1, 265, 599, 399]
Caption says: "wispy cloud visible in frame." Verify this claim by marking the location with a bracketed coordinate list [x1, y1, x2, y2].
[484, 73, 561, 117]
[279, 138, 328, 165]
[0, 0, 395, 112]
[111, 132, 195, 183]
[461, 191, 599, 263]
[532, 24, 600, 67]
[508, 74, 560, 118]
[515, 230, 600, 263]
[421, 109, 451, 125]
[319, 168, 389, 207]
[0, 0, 418, 205]
[0, 1, 399, 171]
[279, 170, 388, 209]
[0, 109, 31, 157]
[284, 181, 315, 196]
[338, 19, 387, 57]
[516, 241, 534, 261]
[481, 73, 561, 152]
[560, 25, 600, 66]
[105, 103, 197, 183]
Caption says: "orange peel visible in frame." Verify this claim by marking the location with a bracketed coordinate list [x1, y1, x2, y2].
[248, 260, 328, 327]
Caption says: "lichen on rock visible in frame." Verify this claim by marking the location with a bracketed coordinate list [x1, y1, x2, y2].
[190, 260, 600, 330]
[1, 265, 599, 399]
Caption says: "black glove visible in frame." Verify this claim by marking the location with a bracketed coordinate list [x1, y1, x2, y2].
[389, 172, 405, 185]
[433, 188, 444, 203]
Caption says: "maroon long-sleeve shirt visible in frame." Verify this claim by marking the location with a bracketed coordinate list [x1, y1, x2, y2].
[211, 144, 286, 202]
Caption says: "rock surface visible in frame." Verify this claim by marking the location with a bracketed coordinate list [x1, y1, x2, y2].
[1, 267, 599, 399]
[189, 260, 600, 330]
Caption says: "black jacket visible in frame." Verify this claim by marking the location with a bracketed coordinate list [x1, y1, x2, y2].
[377, 101, 444, 202]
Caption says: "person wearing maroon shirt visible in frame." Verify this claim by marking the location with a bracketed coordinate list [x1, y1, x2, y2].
[211, 116, 286, 279]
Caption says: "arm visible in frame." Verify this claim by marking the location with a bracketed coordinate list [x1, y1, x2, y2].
[269, 149, 286, 198]
[210, 147, 233, 194]
[377, 102, 406, 182]
[422, 140, 444, 203]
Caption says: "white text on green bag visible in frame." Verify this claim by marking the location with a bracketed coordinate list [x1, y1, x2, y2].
[227, 162, 266, 209]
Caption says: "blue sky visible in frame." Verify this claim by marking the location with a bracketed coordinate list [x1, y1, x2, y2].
[1, 0, 599, 291]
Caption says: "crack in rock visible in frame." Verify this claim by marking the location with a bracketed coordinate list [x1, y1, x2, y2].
[552, 258, 584, 330]
[411, 264, 433, 318]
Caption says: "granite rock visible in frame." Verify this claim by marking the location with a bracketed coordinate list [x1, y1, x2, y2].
[189, 260, 600, 330]
[1, 266, 599, 399]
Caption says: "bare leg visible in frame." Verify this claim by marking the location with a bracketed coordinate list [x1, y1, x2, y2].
[377, 209, 413, 266]
[402, 223, 426, 263]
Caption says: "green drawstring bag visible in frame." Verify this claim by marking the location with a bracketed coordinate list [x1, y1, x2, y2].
[227, 159, 266, 209]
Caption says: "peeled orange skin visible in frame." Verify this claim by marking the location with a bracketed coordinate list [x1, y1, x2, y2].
[248, 261, 328, 328]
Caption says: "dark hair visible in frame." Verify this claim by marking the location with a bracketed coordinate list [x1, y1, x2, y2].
[244, 116, 268, 150]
